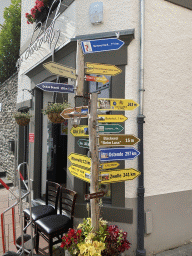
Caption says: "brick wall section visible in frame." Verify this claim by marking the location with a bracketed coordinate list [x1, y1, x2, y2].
[0, 73, 18, 181]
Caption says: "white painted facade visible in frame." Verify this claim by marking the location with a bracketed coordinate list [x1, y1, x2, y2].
[17, 0, 192, 254]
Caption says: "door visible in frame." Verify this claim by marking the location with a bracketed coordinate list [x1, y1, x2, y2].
[47, 121, 68, 185]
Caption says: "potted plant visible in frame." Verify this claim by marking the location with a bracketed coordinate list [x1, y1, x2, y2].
[60, 218, 131, 256]
[13, 111, 32, 126]
[42, 102, 70, 124]
[25, 0, 58, 24]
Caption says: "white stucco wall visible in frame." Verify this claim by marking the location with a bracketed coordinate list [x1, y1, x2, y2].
[138, 0, 191, 197]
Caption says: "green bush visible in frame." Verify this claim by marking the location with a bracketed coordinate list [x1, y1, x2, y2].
[0, 0, 21, 84]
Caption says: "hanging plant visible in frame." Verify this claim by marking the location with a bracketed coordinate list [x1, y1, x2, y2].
[13, 112, 32, 126]
[25, 0, 53, 24]
[42, 102, 70, 124]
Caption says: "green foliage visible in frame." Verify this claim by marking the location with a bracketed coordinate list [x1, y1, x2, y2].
[0, 0, 21, 84]
[42, 102, 71, 115]
[13, 111, 32, 120]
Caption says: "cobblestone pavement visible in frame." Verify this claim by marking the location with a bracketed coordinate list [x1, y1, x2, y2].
[0, 187, 65, 255]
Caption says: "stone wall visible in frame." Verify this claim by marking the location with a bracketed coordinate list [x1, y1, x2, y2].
[0, 73, 18, 181]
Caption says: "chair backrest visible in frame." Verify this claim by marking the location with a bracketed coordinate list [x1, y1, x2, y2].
[46, 181, 60, 211]
[59, 187, 77, 222]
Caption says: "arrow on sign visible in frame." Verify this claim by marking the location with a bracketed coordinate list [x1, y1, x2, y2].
[70, 126, 89, 137]
[78, 139, 89, 149]
[98, 124, 124, 133]
[81, 38, 124, 54]
[98, 98, 139, 111]
[99, 147, 140, 161]
[100, 169, 141, 184]
[36, 82, 74, 93]
[86, 62, 122, 76]
[85, 75, 109, 85]
[43, 61, 76, 80]
[98, 115, 128, 123]
[99, 134, 140, 147]
[61, 106, 88, 119]
[69, 165, 90, 183]
[85, 191, 105, 200]
[68, 153, 91, 168]
[100, 162, 120, 170]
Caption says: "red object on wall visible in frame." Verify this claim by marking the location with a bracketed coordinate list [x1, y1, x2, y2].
[29, 133, 35, 143]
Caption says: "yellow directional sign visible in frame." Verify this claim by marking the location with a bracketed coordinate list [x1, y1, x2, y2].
[98, 98, 139, 111]
[85, 62, 122, 76]
[69, 165, 90, 183]
[100, 169, 141, 184]
[43, 61, 76, 80]
[85, 75, 109, 85]
[98, 115, 128, 123]
[100, 162, 120, 170]
[70, 126, 89, 137]
[68, 153, 91, 168]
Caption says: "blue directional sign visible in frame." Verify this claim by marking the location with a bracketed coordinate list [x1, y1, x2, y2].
[36, 82, 74, 93]
[81, 38, 125, 54]
[99, 147, 140, 162]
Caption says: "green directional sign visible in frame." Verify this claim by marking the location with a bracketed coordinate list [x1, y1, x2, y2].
[78, 139, 89, 149]
[98, 124, 124, 134]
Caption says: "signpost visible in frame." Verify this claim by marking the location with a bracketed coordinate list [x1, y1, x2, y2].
[100, 162, 120, 170]
[61, 106, 88, 119]
[85, 75, 109, 84]
[78, 139, 89, 149]
[98, 98, 139, 111]
[36, 82, 74, 93]
[100, 169, 141, 184]
[98, 115, 128, 123]
[81, 38, 124, 54]
[99, 134, 140, 147]
[85, 62, 122, 76]
[68, 165, 90, 183]
[99, 147, 140, 161]
[98, 124, 124, 133]
[68, 153, 91, 168]
[70, 126, 89, 137]
[43, 61, 76, 80]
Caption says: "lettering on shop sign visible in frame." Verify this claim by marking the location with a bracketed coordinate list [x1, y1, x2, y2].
[16, 0, 62, 70]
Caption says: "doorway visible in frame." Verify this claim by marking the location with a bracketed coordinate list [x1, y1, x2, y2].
[47, 121, 68, 185]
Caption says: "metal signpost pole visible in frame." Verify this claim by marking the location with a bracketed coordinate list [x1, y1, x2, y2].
[88, 92, 99, 231]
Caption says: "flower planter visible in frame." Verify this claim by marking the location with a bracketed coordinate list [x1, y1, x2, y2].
[15, 118, 30, 126]
[48, 112, 64, 124]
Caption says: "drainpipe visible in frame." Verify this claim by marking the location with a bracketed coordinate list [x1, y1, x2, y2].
[136, 0, 146, 255]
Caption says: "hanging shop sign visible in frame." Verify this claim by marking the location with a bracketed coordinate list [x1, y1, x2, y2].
[99, 147, 140, 162]
[70, 126, 89, 137]
[78, 139, 89, 149]
[100, 169, 141, 184]
[85, 75, 109, 84]
[99, 134, 140, 147]
[98, 98, 139, 111]
[85, 62, 122, 76]
[68, 153, 91, 168]
[81, 38, 124, 54]
[61, 106, 88, 119]
[69, 165, 91, 183]
[36, 82, 74, 93]
[100, 162, 120, 170]
[98, 124, 124, 133]
[43, 61, 77, 80]
[98, 115, 128, 123]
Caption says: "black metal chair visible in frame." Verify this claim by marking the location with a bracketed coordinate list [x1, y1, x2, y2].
[35, 187, 77, 256]
[23, 180, 60, 231]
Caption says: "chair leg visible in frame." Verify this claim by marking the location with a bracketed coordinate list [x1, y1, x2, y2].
[49, 237, 53, 256]
[35, 227, 39, 253]
[23, 215, 27, 234]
